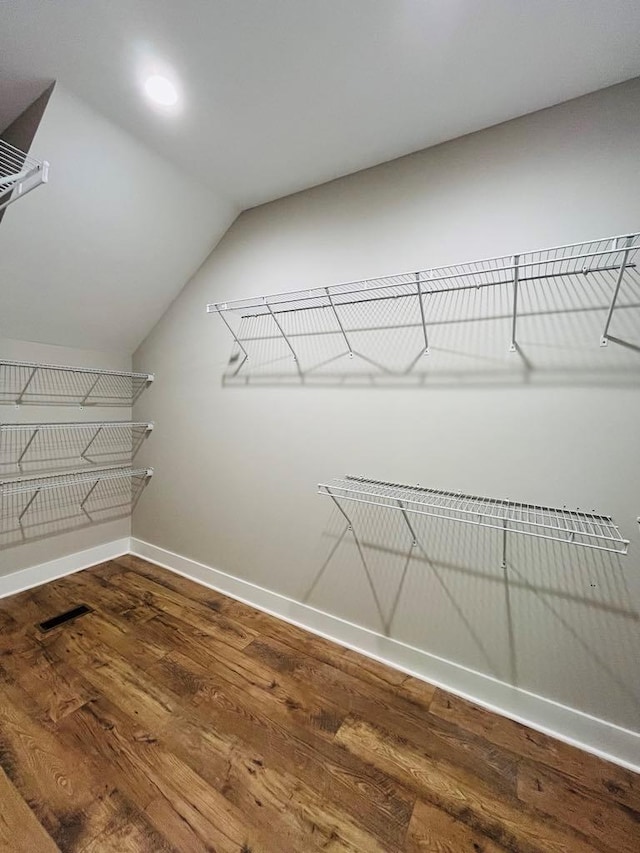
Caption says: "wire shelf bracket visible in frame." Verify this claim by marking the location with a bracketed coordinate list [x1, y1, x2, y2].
[0, 139, 49, 212]
[0, 360, 154, 407]
[318, 476, 629, 566]
[208, 231, 640, 376]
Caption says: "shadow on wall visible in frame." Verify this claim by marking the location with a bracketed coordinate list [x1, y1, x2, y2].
[218, 264, 640, 388]
[307, 501, 640, 725]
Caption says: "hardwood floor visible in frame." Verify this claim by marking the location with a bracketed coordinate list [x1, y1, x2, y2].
[0, 556, 638, 852]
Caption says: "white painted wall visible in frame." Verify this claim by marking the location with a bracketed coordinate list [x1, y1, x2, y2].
[133, 79, 640, 735]
[0, 336, 140, 576]
[0, 84, 237, 353]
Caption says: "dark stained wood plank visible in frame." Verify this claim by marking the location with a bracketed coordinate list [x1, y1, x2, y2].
[245, 634, 516, 791]
[0, 673, 125, 851]
[406, 798, 507, 852]
[113, 570, 257, 650]
[48, 570, 156, 628]
[335, 716, 604, 853]
[112, 554, 229, 611]
[431, 687, 640, 813]
[160, 712, 390, 852]
[61, 697, 280, 853]
[43, 625, 177, 733]
[0, 642, 96, 723]
[517, 761, 640, 853]
[150, 644, 414, 850]
[80, 808, 173, 853]
[0, 765, 60, 853]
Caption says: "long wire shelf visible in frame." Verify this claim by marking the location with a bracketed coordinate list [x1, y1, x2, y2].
[0, 139, 49, 212]
[209, 232, 639, 375]
[0, 421, 153, 475]
[0, 466, 153, 531]
[0, 360, 154, 407]
[318, 476, 629, 560]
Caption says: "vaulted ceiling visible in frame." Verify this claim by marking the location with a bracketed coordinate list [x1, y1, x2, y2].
[2, 0, 640, 209]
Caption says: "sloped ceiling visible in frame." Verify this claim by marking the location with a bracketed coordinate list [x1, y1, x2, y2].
[1, 1, 640, 208]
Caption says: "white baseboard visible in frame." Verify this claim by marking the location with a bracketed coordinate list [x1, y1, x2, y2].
[131, 536, 640, 774]
[0, 538, 131, 599]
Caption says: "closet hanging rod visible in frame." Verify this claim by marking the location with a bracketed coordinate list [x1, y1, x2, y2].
[318, 476, 629, 557]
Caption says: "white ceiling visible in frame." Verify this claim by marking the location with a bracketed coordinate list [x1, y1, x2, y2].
[2, 1, 640, 210]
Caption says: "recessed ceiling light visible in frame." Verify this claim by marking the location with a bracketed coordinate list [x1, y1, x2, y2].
[144, 74, 179, 107]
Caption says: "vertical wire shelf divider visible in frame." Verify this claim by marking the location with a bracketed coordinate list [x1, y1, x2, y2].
[318, 476, 629, 569]
[0, 139, 49, 211]
[0, 421, 153, 475]
[208, 231, 640, 373]
[0, 360, 154, 407]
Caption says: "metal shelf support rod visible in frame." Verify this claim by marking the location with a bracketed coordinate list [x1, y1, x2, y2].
[509, 255, 520, 353]
[16, 367, 38, 405]
[416, 273, 430, 355]
[325, 288, 353, 357]
[17, 427, 40, 466]
[80, 426, 103, 460]
[600, 238, 633, 346]
[80, 479, 101, 509]
[398, 500, 418, 546]
[18, 488, 41, 523]
[326, 488, 354, 530]
[80, 375, 102, 406]
[265, 299, 302, 375]
[215, 305, 249, 359]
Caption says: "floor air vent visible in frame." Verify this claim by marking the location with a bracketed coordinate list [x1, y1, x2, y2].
[39, 604, 93, 632]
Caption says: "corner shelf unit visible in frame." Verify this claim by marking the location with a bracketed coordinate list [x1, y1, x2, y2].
[0, 360, 154, 407]
[209, 232, 639, 373]
[0, 467, 153, 530]
[0, 139, 49, 212]
[0, 421, 153, 475]
[319, 476, 629, 566]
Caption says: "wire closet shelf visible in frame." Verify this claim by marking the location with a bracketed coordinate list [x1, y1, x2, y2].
[208, 232, 639, 366]
[0, 361, 154, 407]
[0, 466, 153, 527]
[0, 421, 153, 475]
[318, 476, 629, 557]
[0, 139, 49, 212]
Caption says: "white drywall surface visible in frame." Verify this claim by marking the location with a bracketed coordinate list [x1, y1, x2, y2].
[133, 79, 637, 736]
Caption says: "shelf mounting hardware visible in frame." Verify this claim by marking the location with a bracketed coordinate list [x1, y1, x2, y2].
[265, 297, 302, 376]
[600, 235, 634, 347]
[509, 255, 520, 353]
[416, 273, 430, 355]
[325, 288, 354, 358]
